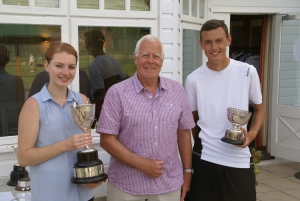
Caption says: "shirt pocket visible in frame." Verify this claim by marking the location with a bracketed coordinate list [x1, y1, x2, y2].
[160, 103, 182, 128]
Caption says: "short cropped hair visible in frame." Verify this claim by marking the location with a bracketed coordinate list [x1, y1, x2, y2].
[200, 19, 229, 41]
[134, 34, 164, 58]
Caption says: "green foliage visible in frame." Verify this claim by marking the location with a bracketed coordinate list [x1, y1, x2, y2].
[251, 148, 262, 186]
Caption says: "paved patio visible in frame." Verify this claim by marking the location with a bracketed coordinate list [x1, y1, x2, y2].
[256, 157, 300, 201]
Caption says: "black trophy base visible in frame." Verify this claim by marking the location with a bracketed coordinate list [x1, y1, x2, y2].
[72, 173, 108, 184]
[7, 165, 29, 186]
[221, 137, 244, 145]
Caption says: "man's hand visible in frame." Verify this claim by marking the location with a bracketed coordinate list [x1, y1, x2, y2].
[237, 127, 257, 148]
[180, 172, 192, 201]
[139, 159, 164, 178]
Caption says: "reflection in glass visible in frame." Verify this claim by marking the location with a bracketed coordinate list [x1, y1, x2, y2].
[191, 0, 197, 17]
[182, 29, 202, 85]
[131, 0, 150, 11]
[182, 0, 189, 15]
[3, 0, 29, 6]
[77, 0, 99, 9]
[35, 0, 59, 8]
[78, 26, 150, 121]
[0, 45, 24, 137]
[199, 0, 205, 18]
[0, 24, 61, 137]
[279, 19, 300, 107]
[105, 0, 125, 10]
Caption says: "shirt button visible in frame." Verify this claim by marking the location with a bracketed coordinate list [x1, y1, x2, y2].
[153, 110, 156, 113]
[149, 96, 152, 98]
[155, 126, 157, 129]
[154, 143, 157, 145]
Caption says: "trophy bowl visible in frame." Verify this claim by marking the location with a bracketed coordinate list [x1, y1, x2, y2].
[70, 102, 108, 184]
[221, 107, 252, 145]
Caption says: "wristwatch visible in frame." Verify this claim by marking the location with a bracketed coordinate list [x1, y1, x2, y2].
[183, 168, 194, 174]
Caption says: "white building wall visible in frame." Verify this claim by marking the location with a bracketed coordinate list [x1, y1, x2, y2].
[213, 0, 300, 14]
[160, 0, 179, 81]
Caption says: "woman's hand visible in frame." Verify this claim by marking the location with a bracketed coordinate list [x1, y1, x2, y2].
[83, 180, 106, 190]
[63, 133, 93, 151]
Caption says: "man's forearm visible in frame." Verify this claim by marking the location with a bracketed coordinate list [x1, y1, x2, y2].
[178, 129, 192, 169]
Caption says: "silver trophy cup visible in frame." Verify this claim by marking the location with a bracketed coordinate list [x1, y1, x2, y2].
[221, 107, 252, 145]
[70, 101, 108, 184]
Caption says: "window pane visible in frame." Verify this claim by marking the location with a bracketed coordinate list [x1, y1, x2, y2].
[279, 19, 300, 107]
[191, 0, 197, 17]
[105, 0, 125, 10]
[78, 26, 150, 120]
[182, 29, 202, 85]
[199, 0, 205, 18]
[35, 0, 59, 8]
[3, 0, 29, 6]
[77, 0, 99, 9]
[183, 0, 189, 15]
[130, 0, 150, 11]
[0, 24, 61, 137]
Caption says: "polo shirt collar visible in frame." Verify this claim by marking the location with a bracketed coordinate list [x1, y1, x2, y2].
[40, 84, 76, 103]
[132, 72, 168, 94]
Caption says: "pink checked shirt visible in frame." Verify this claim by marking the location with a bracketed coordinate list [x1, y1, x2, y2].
[97, 72, 195, 195]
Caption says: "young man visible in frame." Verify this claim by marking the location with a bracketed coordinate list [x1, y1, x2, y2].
[185, 19, 265, 201]
[97, 35, 195, 201]
[84, 29, 126, 120]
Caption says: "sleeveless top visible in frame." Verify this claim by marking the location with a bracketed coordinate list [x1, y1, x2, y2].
[30, 84, 93, 201]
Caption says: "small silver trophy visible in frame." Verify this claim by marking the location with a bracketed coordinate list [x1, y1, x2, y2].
[70, 100, 108, 184]
[221, 107, 252, 145]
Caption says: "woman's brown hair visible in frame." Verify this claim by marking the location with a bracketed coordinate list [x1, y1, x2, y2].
[45, 41, 78, 64]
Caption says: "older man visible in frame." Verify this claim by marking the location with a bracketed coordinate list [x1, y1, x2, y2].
[97, 35, 195, 201]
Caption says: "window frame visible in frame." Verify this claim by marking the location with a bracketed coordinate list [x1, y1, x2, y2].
[0, 14, 68, 148]
[70, 17, 158, 137]
[0, 0, 67, 16]
[179, 22, 204, 85]
[70, 0, 157, 19]
[181, 0, 208, 24]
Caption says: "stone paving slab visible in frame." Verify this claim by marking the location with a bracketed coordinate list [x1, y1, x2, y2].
[258, 177, 300, 191]
[283, 189, 300, 199]
[257, 191, 300, 201]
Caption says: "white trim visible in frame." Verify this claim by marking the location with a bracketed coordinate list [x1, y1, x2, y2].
[0, 0, 67, 16]
[213, 7, 300, 14]
[70, 0, 157, 19]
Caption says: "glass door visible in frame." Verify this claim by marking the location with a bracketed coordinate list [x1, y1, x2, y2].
[270, 14, 300, 162]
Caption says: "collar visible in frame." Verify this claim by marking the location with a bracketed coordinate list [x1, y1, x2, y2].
[40, 84, 76, 103]
[132, 72, 168, 94]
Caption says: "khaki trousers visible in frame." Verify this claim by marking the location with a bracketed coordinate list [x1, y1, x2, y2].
[106, 181, 181, 201]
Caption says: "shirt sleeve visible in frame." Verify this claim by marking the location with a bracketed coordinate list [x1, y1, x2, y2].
[249, 67, 263, 105]
[178, 85, 196, 130]
[96, 86, 122, 135]
[184, 75, 198, 112]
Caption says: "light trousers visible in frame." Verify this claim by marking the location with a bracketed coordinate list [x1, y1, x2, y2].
[106, 181, 181, 201]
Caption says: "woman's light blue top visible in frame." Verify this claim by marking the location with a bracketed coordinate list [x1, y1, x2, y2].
[30, 84, 93, 201]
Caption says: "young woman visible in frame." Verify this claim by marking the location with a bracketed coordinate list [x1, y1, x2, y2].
[18, 41, 103, 201]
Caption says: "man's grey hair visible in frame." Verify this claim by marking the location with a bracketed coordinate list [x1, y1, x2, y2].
[134, 34, 164, 58]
